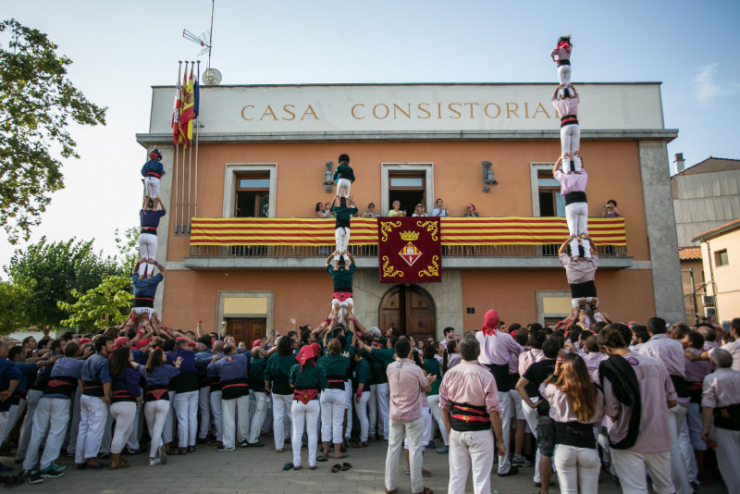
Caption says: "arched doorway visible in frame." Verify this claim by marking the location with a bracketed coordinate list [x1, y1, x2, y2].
[378, 285, 436, 341]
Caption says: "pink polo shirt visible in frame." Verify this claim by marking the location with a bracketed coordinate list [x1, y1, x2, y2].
[582, 352, 608, 384]
[518, 348, 544, 376]
[540, 384, 605, 425]
[603, 352, 677, 454]
[554, 169, 588, 197]
[551, 95, 580, 118]
[639, 334, 685, 377]
[701, 368, 740, 408]
[710, 340, 740, 371]
[476, 330, 522, 367]
[439, 360, 503, 415]
[684, 348, 712, 383]
[386, 357, 429, 422]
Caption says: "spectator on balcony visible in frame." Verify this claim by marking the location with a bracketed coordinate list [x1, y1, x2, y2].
[554, 155, 591, 260]
[362, 203, 380, 218]
[463, 204, 479, 217]
[431, 198, 449, 218]
[315, 202, 325, 218]
[388, 200, 406, 217]
[602, 200, 620, 218]
[558, 235, 598, 309]
[412, 204, 427, 217]
[324, 202, 334, 218]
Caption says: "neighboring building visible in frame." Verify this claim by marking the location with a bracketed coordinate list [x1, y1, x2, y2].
[672, 156, 740, 247]
[694, 219, 740, 328]
[136, 82, 684, 341]
[678, 246, 706, 325]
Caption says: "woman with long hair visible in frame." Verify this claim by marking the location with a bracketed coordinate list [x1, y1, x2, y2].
[422, 344, 448, 454]
[265, 335, 298, 452]
[108, 346, 142, 469]
[317, 339, 349, 460]
[315, 202, 325, 218]
[539, 353, 603, 494]
[442, 340, 460, 374]
[287, 343, 327, 470]
[136, 349, 182, 466]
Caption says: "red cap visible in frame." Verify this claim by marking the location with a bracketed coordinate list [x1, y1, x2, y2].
[135, 338, 151, 349]
[114, 337, 129, 350]
[79, 338, 91, 344]
[187, 342, 196, 348]
[251, 339, 262, 349]
[175, 337, 188, 342]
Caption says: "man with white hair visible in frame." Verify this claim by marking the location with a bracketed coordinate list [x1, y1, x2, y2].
[701, 348, 740, 493]
[440, 333, 506, 494]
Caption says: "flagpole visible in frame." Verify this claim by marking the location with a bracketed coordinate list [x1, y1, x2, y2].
[180, 61, 188, 235]
[194, 60, 200, 221]
[174, 61, 182, 235]
[188, 61, 194, 234]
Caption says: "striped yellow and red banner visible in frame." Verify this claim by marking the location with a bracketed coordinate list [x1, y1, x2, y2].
[190, 217, 626, 247]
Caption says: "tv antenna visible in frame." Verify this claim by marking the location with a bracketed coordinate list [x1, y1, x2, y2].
[183, 0, 216, 71]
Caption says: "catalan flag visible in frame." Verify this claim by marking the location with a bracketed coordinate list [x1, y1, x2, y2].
[189, 217, 626, 247]
[179, 65, 195, 147]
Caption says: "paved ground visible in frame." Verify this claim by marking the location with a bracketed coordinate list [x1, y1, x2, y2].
[0, 439, 730, 493]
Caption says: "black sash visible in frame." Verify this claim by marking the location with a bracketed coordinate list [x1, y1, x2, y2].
[713, 403, 740, 431]
[31, 376, 51, 392]
[570, 281, 597, 299]
[43, 376, 77, 398]
[140, 226, 157, 236]
[112, 389, 137, 403]
[221, 378, 248, 400]
[210, 377, 222, 392]
[686, 381, 703, 404]
[564, 191, 587, 205]
[670, 375, 689, 399]
[484, 363, 511, 392]
[555, 421, 596, 449]
[272, 375, 292, 395]
[327, 374, 346, 390]
[558, 59, 571, 66]
[145, 385, 169, 402]
[134, 297, 154, 309]
[450, 402, 490, 432]
[174, 371, 199, 394]
[83, 381, 105, 397]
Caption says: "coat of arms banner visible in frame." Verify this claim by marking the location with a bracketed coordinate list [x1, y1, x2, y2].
[377, 217, 442, 284]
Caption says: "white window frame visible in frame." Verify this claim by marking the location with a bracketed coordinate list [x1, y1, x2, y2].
[222, 163, 278, 218]
[530, 162, 556, 217]
[381, 163, 434, 216]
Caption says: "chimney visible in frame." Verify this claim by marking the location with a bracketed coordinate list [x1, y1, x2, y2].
[674, 153, 685, 173]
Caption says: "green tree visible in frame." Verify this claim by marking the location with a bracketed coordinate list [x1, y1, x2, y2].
[4, 236, 120, 329]
[114, 227, 140, 270]
[58, 274, 133, 331]
[0, 280, 34, 334]
[0, 19, 107, 243]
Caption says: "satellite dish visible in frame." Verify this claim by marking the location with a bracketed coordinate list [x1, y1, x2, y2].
[202, 68, 222, 86]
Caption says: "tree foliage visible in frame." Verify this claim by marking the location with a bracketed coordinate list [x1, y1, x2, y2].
[0, 19, 107, 243]
[4, 236, 121, 330]
[0, 280, 34, 334]
[58, 274, 133, 331]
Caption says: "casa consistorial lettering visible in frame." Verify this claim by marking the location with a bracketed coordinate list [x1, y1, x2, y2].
[349, 101, 554, 120]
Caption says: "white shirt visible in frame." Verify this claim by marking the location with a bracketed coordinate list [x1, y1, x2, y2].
[431, 208, 448, 218]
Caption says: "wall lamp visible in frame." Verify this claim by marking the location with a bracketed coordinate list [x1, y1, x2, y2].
[323, 161, 334, 192]
[482, 161, 498, 192]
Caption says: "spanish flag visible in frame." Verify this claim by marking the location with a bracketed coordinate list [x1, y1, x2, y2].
[179, 65, 195, 148]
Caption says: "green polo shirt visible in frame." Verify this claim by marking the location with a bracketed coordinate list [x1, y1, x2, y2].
[289, 363, 327, 390]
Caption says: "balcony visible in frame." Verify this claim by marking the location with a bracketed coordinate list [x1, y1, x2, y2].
[184, 217, 632, 270]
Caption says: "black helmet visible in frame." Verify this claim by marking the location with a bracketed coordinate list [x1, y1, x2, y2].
[149, 149, 163, 160]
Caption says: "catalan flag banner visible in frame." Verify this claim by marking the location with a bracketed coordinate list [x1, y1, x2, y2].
[377, 217, 442, 284]
[190, 217, 626, 247]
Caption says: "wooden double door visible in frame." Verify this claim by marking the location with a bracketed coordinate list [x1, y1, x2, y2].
[379, 285, 435, 341]
[225, 318, 266, 346]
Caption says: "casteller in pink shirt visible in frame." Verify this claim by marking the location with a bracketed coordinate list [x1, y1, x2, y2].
[386, 357, 429, 422]
[439, 360, 503, 416]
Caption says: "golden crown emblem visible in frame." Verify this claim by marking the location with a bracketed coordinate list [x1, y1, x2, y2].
[399, 230, 420, 241]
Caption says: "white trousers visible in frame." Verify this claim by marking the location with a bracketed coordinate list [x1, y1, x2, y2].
[336, 178, 351, 198]
[209, 390, 223, 442]
[144, 176, 161, 198]
[110, 401, 137, 454]
[344, 380, 353, 439]
[291, 399, 320, 468]
[405, 407, 432, 448]
[376, 382, 390, 440]
[75, 395, 108, 464]
[448, 429, 494, 494]
[386, 417, 424, 493]
[560, 124, 581, 159]
[523, 397, 542, 483]
[553, 444, 600, 494]
[100, 408, 113, 455]
[686, 402, 706, 451]
[0, 411, 9, 447]
[565, 203, 591, 258]
[162, 390, 176, 444]
[198, 386, 211, 440]
[678, 417, 698, 484]
[3, 400, 26, 443]
[23, 398, 70, 471]
[174, 390, 198, 448]
[334, 228, 350, 260]
[714, 427, 740, 494]
[330, 297, 353, 327]
[16, 389, 42, 460]
[497, 390, 513, 474]
[508, 389, 525, 420]
[355, 391, 371, 442]
[427, 395, 448, 447]
[611, 448, 674, 494]
[369, 385, 378, 437]
[557, 65, 571, 90]
[272, 394, 293, 449]
[249, 391, 269, 444]
[222, 395, 249, 449]
[668, 405, 692, 494]
[138, 233, 158, 276]
[144, 399, 169, 458]
[320, 388, 345, 444]
[66, 389, 82, 455]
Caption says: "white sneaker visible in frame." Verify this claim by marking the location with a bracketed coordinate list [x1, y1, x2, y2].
[148, 458, 161, 466]
[574, 155, 582, 173]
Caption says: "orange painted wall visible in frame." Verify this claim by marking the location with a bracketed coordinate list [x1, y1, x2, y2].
[165, 139, 649, 262]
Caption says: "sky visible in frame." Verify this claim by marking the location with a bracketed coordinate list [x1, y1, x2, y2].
[1, 0, 739, 273]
